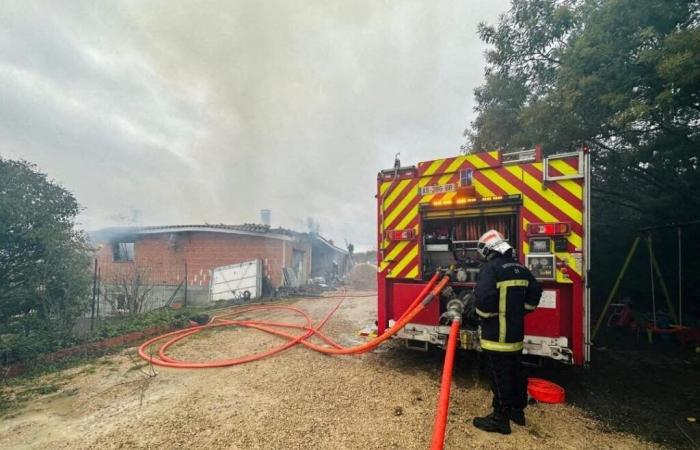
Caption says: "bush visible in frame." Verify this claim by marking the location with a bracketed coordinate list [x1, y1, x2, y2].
[0, 158, 92, 364]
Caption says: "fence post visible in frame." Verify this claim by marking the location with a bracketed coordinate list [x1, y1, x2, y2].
[96, 267, 101, 321]
[184, 262, 188, 308]
[90, 258, 98, 332]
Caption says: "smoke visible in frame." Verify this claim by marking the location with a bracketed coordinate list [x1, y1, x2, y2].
[0, 0, 509, 250]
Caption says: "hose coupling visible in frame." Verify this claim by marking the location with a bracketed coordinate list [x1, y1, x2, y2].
[440, 298, 465, 324]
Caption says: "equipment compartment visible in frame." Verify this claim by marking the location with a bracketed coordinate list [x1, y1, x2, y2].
[421, 213, 517, 279]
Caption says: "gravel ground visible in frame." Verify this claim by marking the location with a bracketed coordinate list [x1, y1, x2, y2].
[0, 291, 656, 449]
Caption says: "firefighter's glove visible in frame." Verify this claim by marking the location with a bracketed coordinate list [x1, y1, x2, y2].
[461, 292, 479, 323]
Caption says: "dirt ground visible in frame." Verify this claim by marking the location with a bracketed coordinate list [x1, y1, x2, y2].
[0, 291, 695, 449]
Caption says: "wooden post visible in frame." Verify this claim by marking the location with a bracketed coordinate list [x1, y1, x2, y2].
[650, 249, 679, 324]
[90, 258, 97, 332]
[591, 236, 640, 341]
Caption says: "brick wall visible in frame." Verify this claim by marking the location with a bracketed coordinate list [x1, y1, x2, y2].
[97, 231, 312, 290]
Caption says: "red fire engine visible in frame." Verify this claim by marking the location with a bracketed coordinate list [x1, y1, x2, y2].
[376, 147, 591, 365]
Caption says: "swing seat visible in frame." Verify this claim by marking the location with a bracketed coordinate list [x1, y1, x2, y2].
[644, 323, 700, 346]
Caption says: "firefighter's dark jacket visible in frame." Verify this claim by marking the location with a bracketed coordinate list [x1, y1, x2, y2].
[474, 254, 543, 353]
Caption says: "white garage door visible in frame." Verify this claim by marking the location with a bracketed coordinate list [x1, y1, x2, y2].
[210, 260, 262, 301]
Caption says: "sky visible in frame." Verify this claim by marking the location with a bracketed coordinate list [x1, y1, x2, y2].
[0, 0, 510, 251]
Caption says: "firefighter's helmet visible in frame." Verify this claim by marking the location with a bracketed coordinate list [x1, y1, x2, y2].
[476, 229, 512, 258]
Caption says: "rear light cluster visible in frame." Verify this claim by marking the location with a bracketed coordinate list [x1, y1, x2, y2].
[528, 222, 571, 236]
[385, 229, 416, 241]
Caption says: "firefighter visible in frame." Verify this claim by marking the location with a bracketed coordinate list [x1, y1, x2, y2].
[472, 229, 542, 434]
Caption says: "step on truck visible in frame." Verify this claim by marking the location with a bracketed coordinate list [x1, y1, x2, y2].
[376, 147, 591, 365]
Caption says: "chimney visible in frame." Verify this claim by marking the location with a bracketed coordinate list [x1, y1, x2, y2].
[260, 209, 271, 226]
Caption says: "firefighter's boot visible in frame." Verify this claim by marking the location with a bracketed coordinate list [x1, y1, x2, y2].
[473, 412, 511, 435]
[510, 409, 526, 426]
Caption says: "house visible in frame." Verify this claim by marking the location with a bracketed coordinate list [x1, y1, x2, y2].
[95, 224, 312, 310]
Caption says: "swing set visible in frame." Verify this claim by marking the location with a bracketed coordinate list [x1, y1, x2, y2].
[592, 220, 700, 345]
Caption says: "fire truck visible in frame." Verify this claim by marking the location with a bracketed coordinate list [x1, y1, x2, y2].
[376, 147, 591, 365]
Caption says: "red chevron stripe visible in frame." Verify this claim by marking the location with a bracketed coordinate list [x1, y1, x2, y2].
[396, 260, 419, 279]
[386, 241, 418, 277]
[473, 170, 508, 196]
[382, 178, 419, 213]
[478, 151, 502, 167]
[520, 164, 582, 211]
[418, 157, 455, 177]
[384, 195, 420, 231]
[493, 167, 583, 236]
[383, 167, 453, 231]
[383, 165, 453, 227]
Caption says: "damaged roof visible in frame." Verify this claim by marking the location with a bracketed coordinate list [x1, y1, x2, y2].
[92, 224, 346, 249]
[131, 223, 298, 240]
[313, 234, 349, 254]
[136, 223, 296, 235]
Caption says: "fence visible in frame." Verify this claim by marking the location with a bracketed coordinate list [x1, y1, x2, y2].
[74, 262, 207, 336]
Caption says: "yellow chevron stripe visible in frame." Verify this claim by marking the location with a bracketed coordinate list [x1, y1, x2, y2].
[379, 241, 409, 271]
[385, 167, 449, 226]
[384, 189, 417, 226]
[380, 181, 391, 196]
[541, 161, 583, 200]
[383, 179, 412, 209]
[405, 265, 419, 279]
[558, 179, 584, 200]
[423, 159, 445, 176]
[549, 159, 578, 175]
[474, 171, 497, 197]
[513, 167, 582, 225]
[394, 204, 419, 231]
[446, 156, 466, 173]
[389, 245, 419, 277]
[380, 241, 409, 272]
[385, 240, 409, 261]
[480, 169, 583, 249]
[470, 153, 491, 169]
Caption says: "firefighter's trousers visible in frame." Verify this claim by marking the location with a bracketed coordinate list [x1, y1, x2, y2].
[484, 351, 527, 416]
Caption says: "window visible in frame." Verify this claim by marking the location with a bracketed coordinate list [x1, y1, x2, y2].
[113, 242, 135, 261]
[116, 293, 127, 311]
[459, 168, 473, 187]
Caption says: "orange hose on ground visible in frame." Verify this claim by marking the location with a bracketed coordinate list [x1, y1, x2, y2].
[429, 319, 461, 450]
[138, 276, 449, 368]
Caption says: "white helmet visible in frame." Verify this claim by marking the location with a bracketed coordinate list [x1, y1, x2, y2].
[476, 229, 512, 258]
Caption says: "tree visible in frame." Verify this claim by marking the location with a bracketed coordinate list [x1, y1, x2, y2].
[102, 266, 154, 315]
[468, 0, 700, 309]
[0, 158, 91, 361]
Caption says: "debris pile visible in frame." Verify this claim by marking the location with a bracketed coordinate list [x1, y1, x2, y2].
[347, 263, 377, 290]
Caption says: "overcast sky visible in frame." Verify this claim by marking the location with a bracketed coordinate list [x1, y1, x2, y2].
[0, 0, 510, 251]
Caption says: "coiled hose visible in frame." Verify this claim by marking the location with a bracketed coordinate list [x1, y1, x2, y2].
[138, 274, 448, 367]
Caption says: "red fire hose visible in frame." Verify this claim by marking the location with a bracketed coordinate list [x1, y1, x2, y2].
[138, 275, 449, 367]
[429, 318, 461, 450]
[138, 274, 457, 450]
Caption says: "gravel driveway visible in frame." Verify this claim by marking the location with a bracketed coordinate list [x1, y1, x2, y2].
[0, 291, 654, 449]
